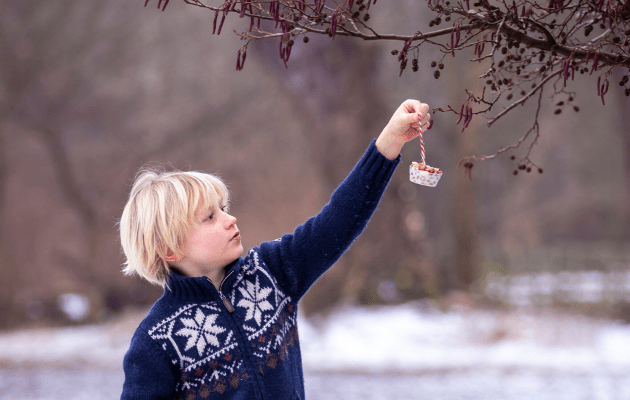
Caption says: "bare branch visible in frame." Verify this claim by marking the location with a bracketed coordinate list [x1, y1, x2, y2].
[487, 68, 563, 127]
[147, 0, 630, 169]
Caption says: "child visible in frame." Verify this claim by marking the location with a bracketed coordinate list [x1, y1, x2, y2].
[119, 100, 431, 400]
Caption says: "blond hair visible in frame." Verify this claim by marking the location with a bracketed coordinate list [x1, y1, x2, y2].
[119, 168, 229, 287]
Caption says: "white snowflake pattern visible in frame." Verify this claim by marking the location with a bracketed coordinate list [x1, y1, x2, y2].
[237, 275, 273, 326]
[175, 308, 226, 357]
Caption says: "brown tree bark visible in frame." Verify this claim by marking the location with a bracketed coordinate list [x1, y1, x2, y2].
[448, 63, 481, 290]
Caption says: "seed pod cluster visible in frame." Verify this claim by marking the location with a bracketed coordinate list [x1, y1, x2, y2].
[429, 16, 442, 28]
[551, 96, 579, 115]
[510, 156, 543, 176]
[430, 60, 443, 78]
[585, 25, 594, 36]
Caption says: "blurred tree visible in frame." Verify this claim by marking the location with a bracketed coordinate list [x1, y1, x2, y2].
[149, 0, 630, 173]
[449, 58, 483, 289]
[0, 1, 162, 326]
[619, 80, 630, 239]
[2, 0, 628, 331]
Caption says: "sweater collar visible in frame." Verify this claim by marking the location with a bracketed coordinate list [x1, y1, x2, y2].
[163, 258, 242, 301]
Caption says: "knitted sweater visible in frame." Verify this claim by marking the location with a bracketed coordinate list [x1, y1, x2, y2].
[121, 140, 400, 400]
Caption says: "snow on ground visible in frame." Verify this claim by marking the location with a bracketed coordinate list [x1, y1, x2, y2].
[1, 303, 630, 374]
[0, 308, 139, 369]
[3, 305, 630, 399]
[298, 303, 630, 374]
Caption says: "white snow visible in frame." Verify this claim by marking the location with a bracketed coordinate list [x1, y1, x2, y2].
[1, 304, 630, 375]
[298, 304, 630, 374]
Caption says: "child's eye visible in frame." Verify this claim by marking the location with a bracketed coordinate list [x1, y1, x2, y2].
[207, 205, 227, 221]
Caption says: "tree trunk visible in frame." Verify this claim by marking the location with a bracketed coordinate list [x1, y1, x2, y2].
[0, 125, 18, 328]
[448, 62, 481, 290]
[618, 85, 630, 240]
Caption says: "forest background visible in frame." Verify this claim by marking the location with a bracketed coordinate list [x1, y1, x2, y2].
[1, 0, 630, 331]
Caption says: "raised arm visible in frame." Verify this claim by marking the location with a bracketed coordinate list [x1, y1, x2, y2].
[258, 100, 431, 300]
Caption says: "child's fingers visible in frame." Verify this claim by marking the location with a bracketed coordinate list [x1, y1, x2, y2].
[402, 99, 429, 116]
[412, 112, 431, 132]
[415, 102, 430, 117]
[392, 100, 431, 140]
[399, 109, 421, 127]
[402, 99, 421, 114]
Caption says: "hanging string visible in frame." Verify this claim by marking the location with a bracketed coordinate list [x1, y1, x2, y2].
[419, 129, 425, 165]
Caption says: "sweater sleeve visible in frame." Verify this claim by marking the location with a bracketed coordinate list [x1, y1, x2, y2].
[258, 139, 400, 300]
[120, 327, 178, 400]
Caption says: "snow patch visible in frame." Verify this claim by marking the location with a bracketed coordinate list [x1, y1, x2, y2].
[1, 305, 630, 374]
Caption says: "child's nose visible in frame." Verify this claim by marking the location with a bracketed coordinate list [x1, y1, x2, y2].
[225, 213, 237, 227]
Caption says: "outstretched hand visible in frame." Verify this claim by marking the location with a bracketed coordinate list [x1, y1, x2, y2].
[375, 100, 431, 160]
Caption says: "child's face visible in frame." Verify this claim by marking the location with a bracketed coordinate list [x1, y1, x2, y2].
[176, 200, 243, 280]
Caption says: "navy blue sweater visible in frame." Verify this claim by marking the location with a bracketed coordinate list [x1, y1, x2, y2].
[121, 140, 400, 400]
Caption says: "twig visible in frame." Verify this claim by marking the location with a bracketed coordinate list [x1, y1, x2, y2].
[487, 68, 562, 127]
[460, 87, 545, 162]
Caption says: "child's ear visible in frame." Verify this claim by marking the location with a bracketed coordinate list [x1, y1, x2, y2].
[165, 250, 181, 263]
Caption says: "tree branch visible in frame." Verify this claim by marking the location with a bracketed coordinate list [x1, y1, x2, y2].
[487, 68, 563, 127]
